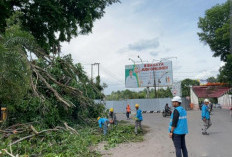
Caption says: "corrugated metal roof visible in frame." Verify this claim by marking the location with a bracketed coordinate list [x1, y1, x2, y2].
[192, 86, 231, 98]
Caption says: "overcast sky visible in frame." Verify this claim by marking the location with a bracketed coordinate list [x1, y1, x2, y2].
[61, 0, 227, 94]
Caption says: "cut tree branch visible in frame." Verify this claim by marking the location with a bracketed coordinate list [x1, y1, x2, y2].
[9, 127, 60, 146]
[33, 69, 75, 108]
[64, 122, 78, 135]
[32, 64, 83, 94]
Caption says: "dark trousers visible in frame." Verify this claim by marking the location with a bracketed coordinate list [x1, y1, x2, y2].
[172, 134, 188, 157]
[126, 112, 130, 119]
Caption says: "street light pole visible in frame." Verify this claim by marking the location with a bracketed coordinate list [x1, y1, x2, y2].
[157, 71, 168, 98]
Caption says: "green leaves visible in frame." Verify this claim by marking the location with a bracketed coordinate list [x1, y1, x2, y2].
[0, 123, 143, 156]
[218, 54, 232, 85]
[0, 27, 31, 105]
[0, 0, 120, 51]
[198, 1, 232, 84]
[198, 0, 230, 61]
[0, 20, 105, 126]
[181, 79, 199, 97]
[103, 124, 143, 149]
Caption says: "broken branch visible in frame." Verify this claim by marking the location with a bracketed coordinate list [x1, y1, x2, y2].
[33, 69, 75, 108]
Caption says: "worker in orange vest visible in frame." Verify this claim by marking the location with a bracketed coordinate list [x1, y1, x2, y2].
[126, 104, 131, 120]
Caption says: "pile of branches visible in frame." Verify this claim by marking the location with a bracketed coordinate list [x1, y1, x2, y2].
[0, 122, 79, 157]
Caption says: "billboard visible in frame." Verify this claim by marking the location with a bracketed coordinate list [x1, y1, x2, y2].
[125, 61, 173, 88]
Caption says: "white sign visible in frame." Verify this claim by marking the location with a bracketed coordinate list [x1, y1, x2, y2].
[125, 61, 173, 88]
[171, 81, 182, 97]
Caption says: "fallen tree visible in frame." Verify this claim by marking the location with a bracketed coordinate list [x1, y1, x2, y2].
[0, 14, 105, 127]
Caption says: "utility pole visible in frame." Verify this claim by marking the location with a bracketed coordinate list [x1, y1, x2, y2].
[146, 87, 150, 98]
[91, 63, 100, 82]
[91, 63, 93, 82]
[153, 69, 157, 98]
[96, 63, 100, 77]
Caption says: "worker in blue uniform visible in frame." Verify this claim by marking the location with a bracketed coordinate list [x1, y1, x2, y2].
[135, 104, 143, 135]
[169, 96, 188, 157]
[98, 117, 109, 135]
[201, 99, 212, 135]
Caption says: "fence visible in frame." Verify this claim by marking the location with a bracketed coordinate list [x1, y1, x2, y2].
[95, 98, 190, 113]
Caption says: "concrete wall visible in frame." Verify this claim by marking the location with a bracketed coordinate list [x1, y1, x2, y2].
[218, 94, 232, 109]
[95, 98, 190, 113]
[190, 87, 199, 110]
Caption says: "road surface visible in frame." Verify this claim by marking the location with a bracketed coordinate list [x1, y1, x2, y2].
[102, 109, 232, 157]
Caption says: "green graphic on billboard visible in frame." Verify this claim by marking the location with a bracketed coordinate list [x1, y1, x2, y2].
[125, 65, 139, 87]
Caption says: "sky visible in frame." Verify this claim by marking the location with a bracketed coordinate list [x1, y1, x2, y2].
[61, 0, 227, 95]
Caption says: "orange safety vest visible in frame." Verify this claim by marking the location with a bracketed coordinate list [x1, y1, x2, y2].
[126, 105, 131, 112]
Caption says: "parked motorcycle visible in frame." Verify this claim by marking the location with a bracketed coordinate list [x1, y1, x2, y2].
[162, 110, 172, 117]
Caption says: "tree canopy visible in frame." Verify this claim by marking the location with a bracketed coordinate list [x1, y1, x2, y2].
[207, 76, 218, 83]
[218, 55, 232, 85]
[198, 0, 230, 62]
[0, 0, 119, 52]
[198, 0, 232, 85]
[181, 79, 200, 97]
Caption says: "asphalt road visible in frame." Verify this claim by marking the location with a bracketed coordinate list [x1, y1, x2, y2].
[103, 109, 232, 157]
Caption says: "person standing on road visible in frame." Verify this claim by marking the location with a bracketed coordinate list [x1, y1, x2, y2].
[202, 99, 212, 135]
[126, 104, 131, 119]
[135, 104, 143, 135]
[169, 96, 188, 157]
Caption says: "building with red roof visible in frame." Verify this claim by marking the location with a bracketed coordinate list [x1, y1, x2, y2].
[190, 85, 231, 109]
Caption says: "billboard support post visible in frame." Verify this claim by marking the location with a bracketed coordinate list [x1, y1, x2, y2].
[146, 87, 150, 98]
[153, 67, 157, 98]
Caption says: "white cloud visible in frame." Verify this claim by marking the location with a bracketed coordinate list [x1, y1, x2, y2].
[128, 38, 160, 51]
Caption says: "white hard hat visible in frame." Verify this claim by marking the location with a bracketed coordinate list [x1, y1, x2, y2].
[204, 99, 209, 103]
[172, 96, 182, 103]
